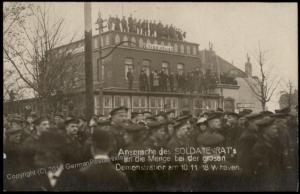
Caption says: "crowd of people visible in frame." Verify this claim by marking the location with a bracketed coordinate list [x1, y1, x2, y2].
[106, 15, 187, 41]
[4, 105, 298, 191]
[127, 68, 221, 93]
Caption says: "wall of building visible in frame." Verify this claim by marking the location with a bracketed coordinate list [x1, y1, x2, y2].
[236, 77, 262, 112]
[110, 47, 201, 89]
[214, 78, 262, 113]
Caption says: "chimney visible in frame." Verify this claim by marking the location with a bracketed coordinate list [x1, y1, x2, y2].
[245, 53, 252, 77]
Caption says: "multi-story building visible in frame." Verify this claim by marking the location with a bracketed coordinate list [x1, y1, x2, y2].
[4, 28, 262, 116]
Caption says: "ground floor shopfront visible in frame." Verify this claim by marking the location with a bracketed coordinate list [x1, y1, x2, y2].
[94, 89, 223, 117]
[4, 89, 224, 117]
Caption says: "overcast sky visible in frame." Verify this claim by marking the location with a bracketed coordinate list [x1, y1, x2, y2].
[16, 2, 300, 110]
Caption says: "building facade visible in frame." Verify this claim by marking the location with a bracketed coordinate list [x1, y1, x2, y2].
[4, 30, 262, 116]
[50, 30, 224, 116]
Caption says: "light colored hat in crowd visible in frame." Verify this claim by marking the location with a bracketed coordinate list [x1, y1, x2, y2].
[196, 117, 207, 126]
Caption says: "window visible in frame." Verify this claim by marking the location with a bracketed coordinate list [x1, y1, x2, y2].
[177, 63, 184, 74]
[142, 60, 151, 76]
[124, 58, 134, 80]
[193, 46, 197, 55]
[102, 65, 105, 81]
[115, 34, 120, 44]
[103, 95, 112, 116]
[132, 96, 148, 113]
[139, 38, 144, 47]
[104, 95, 112, 108]
[180, 44, 185, 54]
[114, 96, 130, 108]
[94, 38, 98, 49]
[149, 97, 163, 114]
[96, 59, 105, 81]
[94, 95, 99, 115]
[162, 62, 169, 74]
[105, 35, 110, 46]
[174, 43, 178, 52]
[131, 37, 136, 47]
[186, 45, 191, 55]
[101, 36, 105, 47]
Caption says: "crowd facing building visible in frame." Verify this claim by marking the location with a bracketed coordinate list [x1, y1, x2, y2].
[3, 105, 298, 191]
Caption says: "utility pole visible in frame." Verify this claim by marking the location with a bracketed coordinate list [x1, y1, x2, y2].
[84, 2, 94, 121]
[96, 10, 107, 115]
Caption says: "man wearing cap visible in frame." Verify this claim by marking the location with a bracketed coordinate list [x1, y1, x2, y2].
[26, 132, 84, 191]
[236, 113, 264, 175]
[143, 111, 153, 119]
[131, 112, 145, 125]
[22, 116, 51, 151]
[143, 120, 169, 149]
[64, 117, 80, 142]
[196, 117, 208, 134]
[63, 117, 87, 163]
[196, 112, 225, 146]
[167, 114, 193, 150]
[53, 113, 65, 134]
[271, 110, 298, 190]
[250, 117, 283, 191]
[224, 112, 240, 148]
[24, 112, 38, 135]
[108, 106, 130, 158]
[4, 115, 31, 191]
[143, 119, 174, 191]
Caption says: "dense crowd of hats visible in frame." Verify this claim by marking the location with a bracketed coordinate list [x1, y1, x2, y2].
[3, 104, 298, 191]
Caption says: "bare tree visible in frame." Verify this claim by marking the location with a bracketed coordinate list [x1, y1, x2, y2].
[4, 3, 81, 114]
[244, 45, 281, 111]
[279, 80, 297, 109]
[3, 69, 27, 102]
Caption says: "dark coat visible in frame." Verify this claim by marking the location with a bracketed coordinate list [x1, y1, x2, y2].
[80, 160, 130, 191]
[250, 137, 283, 191]
[24, 168, 84, 191]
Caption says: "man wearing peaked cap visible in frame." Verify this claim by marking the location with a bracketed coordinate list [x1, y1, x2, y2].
[21, 116, 51, 158]
[107, 106, 130, 158]
[224, 111, 240, 148]
[143, 119, 170, 148]
[197, 117, 208, 127]
[131, 112, 144, 124]
[245, 112, 263, 122]
[260, 110, 274, 116]
[168, 114, 194, 149]
[224, 111, 239, 118]
[239, 109, 253, 118]
[196, 112, 225, 146]
[110, 106, 128, 117]
[206, 111, 224, 134]
[155, 111, 168, 122]
[255, 116, 276, 133]
[142, 111, 153, 119]
[251, 116, 284, 191]
[53, 112, 65, 133]
[8, 114, 26, 133]
[206, 111, 224, 122]
[27, 131, 84, 191]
